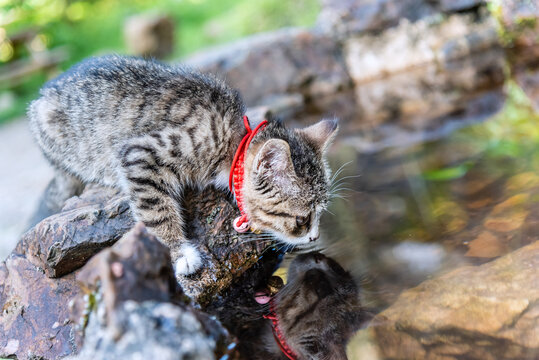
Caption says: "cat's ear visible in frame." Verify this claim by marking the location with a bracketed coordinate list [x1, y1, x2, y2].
[254, 139, 295, 180]
[296, 118, 338, 154]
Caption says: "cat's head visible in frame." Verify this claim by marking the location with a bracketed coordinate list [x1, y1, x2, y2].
[272, 252, 363, 360]
[243, 119, 338, 245]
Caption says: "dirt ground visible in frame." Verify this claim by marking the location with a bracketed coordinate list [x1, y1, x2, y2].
[0, 118, 53, 259]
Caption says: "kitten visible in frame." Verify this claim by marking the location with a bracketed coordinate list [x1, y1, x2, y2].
[238, 252, 365, 360]
[28, 55, 337, 275]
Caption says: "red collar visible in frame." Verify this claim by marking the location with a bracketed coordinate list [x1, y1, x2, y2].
[229, 115, 268, 233]
[263, 301, 299, 360]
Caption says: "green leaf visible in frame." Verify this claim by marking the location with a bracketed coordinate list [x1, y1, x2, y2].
[422, 162, 473, 181]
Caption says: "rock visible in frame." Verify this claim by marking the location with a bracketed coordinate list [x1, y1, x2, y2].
[182, 1, 508, 139]
[465, 230, 510, 258]
[499, 0, 539, 110]
[317, 0, 437, 36]
[0, 189, 128, 360]
[257, 93, 304, 119]
[69, 224, 232, 360]
[175, 186, 278, 305]
[316, 0, 485, 37]
[483, 209, 529, 233]
[372, 241, 539, 360]
[15, 186, 134, 278]
[70, 301, 224, 360]
[0, 254, 81, 359]
[1, 181, 279, 359]
[499, 0, 539, 50]
[185, 28, 351, 106]
[344, 12, 505, 127]
[506, 172, 539, 192]
[515, 69, 539, 111]
[124, 13, 175, 58]
[439, 0, 483, 12]
[16, 181, 276, 305]
[345, 14, 499, 82]
[74, 223, 181, 323]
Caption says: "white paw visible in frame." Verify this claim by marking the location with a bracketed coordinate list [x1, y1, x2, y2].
[174, 244, 203, 276]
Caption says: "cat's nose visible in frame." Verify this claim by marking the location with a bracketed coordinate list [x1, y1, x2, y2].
[309, 235, 319, 242]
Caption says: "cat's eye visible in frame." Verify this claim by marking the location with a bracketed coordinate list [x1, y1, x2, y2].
[296, 214, 310, 227]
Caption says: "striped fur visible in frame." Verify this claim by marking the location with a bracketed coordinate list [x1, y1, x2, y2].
[28, 55, 337, 275]
[239, 253, 364, 360]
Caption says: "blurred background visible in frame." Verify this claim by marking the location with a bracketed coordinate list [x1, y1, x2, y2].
[0, 0, 320, 123]
[0, 0, 538, 359]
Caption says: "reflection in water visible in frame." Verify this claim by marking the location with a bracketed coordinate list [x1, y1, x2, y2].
[324, 120, 538, 309]
[224, 85, 537, 359]
[314, 85, 539, 358]
[235, 252, 368, 360]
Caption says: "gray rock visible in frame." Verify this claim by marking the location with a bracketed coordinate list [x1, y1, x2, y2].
[316, 0, 485, 36]
[16, 187, 134, 278]
[440, 0, 484, 12]
[344, 12, 504, 128]
[501, 0, 539, 111]
[69, 301, 221, 360]
[0, 254, 81, 360]
[69, 224, 231, 360]
[124, 13, 174, 58]
[185, 28, 351, 106]
[515, 68, 539, 111]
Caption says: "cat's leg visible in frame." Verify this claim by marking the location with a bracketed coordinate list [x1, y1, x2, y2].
[26, 170, 85, 229]
[118, 141, 202, 275]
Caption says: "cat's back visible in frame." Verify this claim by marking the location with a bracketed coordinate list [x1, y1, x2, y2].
[29, 56, 174, 141]
[42, 55, 174, 95]
[32, 55, 198, 126]
[30, 55, 240, 133]
[28, 55, 245, 185]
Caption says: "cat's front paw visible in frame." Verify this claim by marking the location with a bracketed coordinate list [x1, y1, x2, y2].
[174, 243, 203, 276]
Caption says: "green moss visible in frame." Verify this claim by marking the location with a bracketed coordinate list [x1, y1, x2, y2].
[80, 290, 97, 330]
[487, 0, 538, 47]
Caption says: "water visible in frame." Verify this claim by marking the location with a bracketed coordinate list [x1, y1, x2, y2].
[326, 138, 535, 294]
[311, 93, 539, 358]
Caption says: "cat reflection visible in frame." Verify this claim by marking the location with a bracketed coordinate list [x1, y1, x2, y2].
[239, 252, 366, 360]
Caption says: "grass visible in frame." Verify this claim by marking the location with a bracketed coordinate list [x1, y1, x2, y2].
[0, 0, 320, 124]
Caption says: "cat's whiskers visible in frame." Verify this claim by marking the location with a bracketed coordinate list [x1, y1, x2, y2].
[331, 172, 362, 186]
[323, 208, 336, 216]
[329, 160, 353, 184]
[329, 182, 360, 198]
[329, 190, 351, 201]
[329, 175, 362, 194]
[230, 234, 277, 248]
[328, 173, 362, 204]
[208, 232, 272, 240]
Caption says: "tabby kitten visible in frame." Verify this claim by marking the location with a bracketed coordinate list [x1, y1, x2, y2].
[240, 252, 365, 360]
[28, 55, 337, 275]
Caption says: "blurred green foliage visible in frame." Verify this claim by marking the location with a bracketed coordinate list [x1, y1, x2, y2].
[422, 81, 539, 182]
[487, 0, 538, 47]
[0, 0, 319, 123]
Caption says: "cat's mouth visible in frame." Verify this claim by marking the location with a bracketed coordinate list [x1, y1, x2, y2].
[254, 275, 284, 304]
[254, 290, 272, 304]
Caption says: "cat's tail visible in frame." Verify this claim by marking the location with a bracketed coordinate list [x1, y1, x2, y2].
[26, 170, 85, 230]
